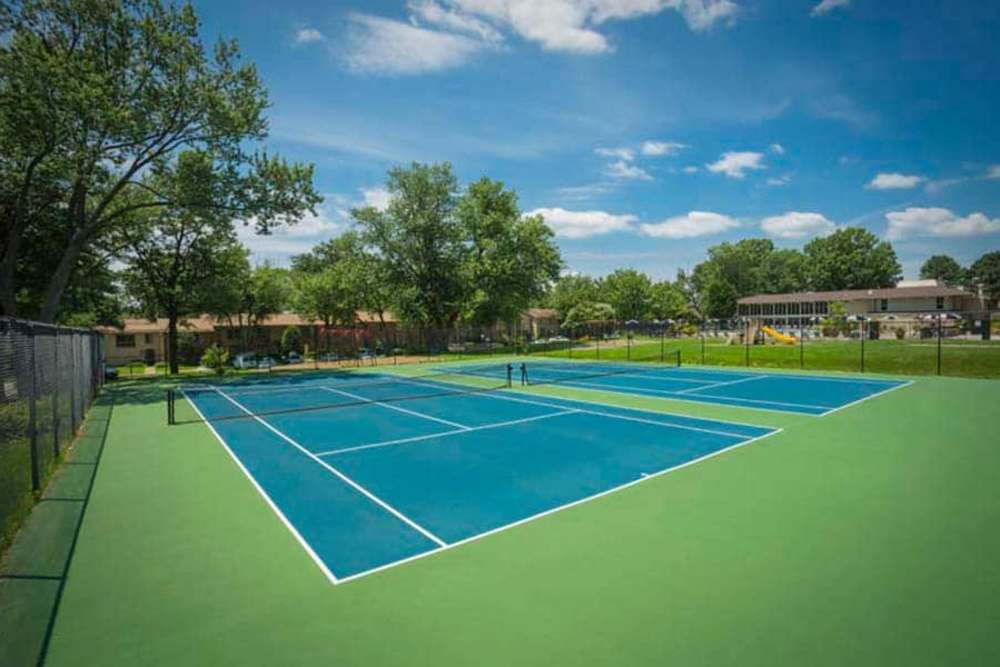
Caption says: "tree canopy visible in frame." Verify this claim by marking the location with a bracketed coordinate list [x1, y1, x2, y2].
[920, 255, 966, 286]
[804, 227, 901, 291]
[352, 163, 561, 329]
[0, 0, 318, 322]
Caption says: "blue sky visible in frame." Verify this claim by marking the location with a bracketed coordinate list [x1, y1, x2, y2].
[194, 0, 1000, 280]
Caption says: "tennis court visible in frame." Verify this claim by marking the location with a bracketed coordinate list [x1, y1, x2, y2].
[176, 366, 780, 581]
[172, 360, 910, 581]
[517, 360, 911, 415]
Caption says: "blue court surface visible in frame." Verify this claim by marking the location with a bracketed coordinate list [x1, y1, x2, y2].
[179, 363, 910, 582]
[180, 371, 781, 582]
[514, 361, 911, 415]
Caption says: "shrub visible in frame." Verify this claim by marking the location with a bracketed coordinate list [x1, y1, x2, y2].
[200, 345, 229, 376]
[281, 326, 303, 355]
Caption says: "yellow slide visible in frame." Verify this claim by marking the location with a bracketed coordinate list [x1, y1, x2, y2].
[762, 325, 797, 344]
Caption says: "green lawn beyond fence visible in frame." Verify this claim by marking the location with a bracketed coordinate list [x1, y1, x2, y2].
[534, 336, 1000, 378]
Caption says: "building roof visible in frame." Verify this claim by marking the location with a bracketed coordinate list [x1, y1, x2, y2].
[97, 311, 396, 334]
[523, 308, 558, 319]
[738, 285, 971, 305]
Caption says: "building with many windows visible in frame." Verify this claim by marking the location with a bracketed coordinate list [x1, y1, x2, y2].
[737, 280, 992, 323]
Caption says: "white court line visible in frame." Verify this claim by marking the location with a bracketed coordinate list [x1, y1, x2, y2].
[538, 377, 828, 412]
[180, 389, 340, 585]
[396, 376, 777, 430]
[335, 426, 784, 585]
[820, 379, 915, 416]
[319, 386, 470, 430]
[400, 378, 760, 440]
[674, 375, 767, 395]
[314, 409, 580, 457]
[530, 366, 709, 385]
[210, 387, 448, 549]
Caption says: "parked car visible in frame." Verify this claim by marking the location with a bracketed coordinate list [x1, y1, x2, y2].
[285, 352, 303, 364]
[232, 353, 277, 369]
[104, 366, 119, 381]
[231, 353, 257, 369]
[317, 352, 340, 362]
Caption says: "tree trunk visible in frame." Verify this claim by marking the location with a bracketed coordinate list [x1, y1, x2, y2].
[167, 311, 180, 375]
[0, 230, 20, 316]
[38, 230, 87, 322]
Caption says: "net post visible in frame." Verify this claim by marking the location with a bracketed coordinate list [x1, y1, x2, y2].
[167, 389, 174, 426]
[675, 349, 681, 367]
[506, 363, 512, 388]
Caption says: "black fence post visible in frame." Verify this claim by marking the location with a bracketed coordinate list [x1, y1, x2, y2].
[860, 318, 866, 373]
[746, 320, 752, 367]
[53, 326, 60, 455]
[700, 321, 706, 365]
[937, 314, 943, 376]
[69, 331, 78, 433]
[28, 324, 41, 492]
[799, 318, 805, 370]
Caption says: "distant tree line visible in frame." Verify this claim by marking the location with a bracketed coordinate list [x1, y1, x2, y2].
[543, 231, 1000, 325]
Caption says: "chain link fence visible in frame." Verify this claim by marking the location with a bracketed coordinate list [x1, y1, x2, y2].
[530, 314, 999, 379]
[1, 317, 103, 549]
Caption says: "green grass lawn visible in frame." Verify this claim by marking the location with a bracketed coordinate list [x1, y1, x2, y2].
[532, 336, 1000, 379]
[27, 366, 1000, 666]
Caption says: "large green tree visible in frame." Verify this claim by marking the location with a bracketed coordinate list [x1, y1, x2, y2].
[648, 281, 689, 321]
[547, 275, 602, 321]
[352, 163, 466, 329]
[117, 154, 253, 373]
[804, 227, 901, 291]
[0, 0, 317, 321]
[353, 163, 561, 330]
[457, 177, 561, 327]
[206, 262, 290, 353]
[601, 269, 652, 321]
[969, 251, 1000, 301]
[920, 254, 966, 286]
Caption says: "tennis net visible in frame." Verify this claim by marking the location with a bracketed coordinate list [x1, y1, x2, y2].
[517, 350, 681, 388]
[168, 364, 513, 425]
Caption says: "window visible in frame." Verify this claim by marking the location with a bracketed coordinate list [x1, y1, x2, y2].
[144, 333, 152, 343]
[802, 302, 813, 315]
[880, 299, 888, 311]
[116, 334, 136, 348]
[936, 297, 944, 310]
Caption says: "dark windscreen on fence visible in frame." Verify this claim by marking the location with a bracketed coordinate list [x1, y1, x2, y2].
[0, 317, 103, 550]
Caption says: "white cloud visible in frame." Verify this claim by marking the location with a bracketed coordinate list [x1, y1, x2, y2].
[769, 143, 785, 155]
[439, 1, 737, 55]
[682, 165, 699, 173]
[606, 160, 652, 180]
[766, 175, 791, 186]
[706, 151, 765, 179]
[811, 0, 850, 17]
[407, 1, 504, 42]
[344, 13, 485, 74]
[885, 207, 1000, 241]
[237, 202, 346, 261]
[359, 187, 391, 211]
[640, 140, 686, 156]
[761, 211, 836, 239]
[294, 28, 325, 44]
[595, 146, 635, 161]
[987, 165, 1000, 179]
[866, 172, 925, 190]
[639, 211, 739, 238]
[529, 207, 637, 238]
